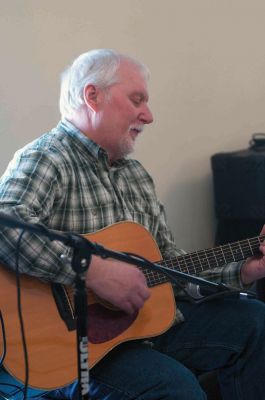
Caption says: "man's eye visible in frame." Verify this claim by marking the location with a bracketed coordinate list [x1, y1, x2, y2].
[131, 98, 141, 106]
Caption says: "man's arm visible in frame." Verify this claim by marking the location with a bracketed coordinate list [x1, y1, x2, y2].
[0, 149, 150, 313]
[0, 149, 76, 284]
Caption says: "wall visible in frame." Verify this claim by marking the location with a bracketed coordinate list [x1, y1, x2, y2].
[1, 0, 265, 251]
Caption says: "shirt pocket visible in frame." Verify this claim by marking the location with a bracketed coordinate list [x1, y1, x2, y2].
[125, 193, 161, 217]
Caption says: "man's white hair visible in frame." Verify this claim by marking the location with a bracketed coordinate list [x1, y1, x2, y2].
[59, 49, 150, 118]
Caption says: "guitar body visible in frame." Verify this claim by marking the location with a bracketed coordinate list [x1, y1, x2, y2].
[0, 221, 176, 390]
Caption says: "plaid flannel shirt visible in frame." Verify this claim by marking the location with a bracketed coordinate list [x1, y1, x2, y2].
[0, 120, 245, 323]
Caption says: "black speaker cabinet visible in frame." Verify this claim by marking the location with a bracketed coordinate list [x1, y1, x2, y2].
[211, 135, 265, 301]
[212, 147, 265, 244]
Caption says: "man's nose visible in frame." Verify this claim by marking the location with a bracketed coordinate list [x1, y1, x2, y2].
[140, 104, 154, 124]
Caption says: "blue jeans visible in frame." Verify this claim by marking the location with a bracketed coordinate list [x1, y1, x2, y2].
[2, 297, 265, 399]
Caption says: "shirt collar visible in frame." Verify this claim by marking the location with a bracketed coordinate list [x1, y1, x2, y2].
[58, 119, 102, 160]
[57, 119, 132, 169]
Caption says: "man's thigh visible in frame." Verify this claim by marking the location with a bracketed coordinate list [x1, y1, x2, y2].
[153, 298, 265, 372]
[87, 340, 205, 400]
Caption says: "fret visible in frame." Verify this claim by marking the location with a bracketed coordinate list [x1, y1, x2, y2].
[220, 243, 235, 263]
[172, 256, 187, 273]
[194, 249, 211, 270]
[205, 248, 219, 268]
[247, 237, 262, 257]
[189, 251, 204, 274]
[144, 267, 167, 287]
[240, 238, 256, 259]
[198, 249, 215, 269]
[212, 246, 226, 266]
[166, 258, 176, 270]
[246, 238, 254, 256]
[183, 253, 196, 275]
[151, 273, 167, 287]
[228, 242, 244, 260]
[149, 269, 156, 285]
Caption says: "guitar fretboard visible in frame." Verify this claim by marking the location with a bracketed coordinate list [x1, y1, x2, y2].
[143, 234, 265, 288]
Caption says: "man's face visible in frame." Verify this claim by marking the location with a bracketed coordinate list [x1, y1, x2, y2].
[95, 60, 153, 161]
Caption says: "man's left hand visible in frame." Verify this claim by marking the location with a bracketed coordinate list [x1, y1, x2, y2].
[241, 225, 265, 284]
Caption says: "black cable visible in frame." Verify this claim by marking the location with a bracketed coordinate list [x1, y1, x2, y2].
[15, 229, 29, 400]
[0, 382, 25, 398]
[0, 313, 27, 399]
[0, 311, 6, 368]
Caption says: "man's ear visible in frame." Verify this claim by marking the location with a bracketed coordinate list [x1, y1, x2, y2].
[83, 84, 101, 111]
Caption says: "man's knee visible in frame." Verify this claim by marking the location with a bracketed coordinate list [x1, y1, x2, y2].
[157, 362, 207, 400]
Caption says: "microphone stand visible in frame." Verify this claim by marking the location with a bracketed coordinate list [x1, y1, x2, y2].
[0, 212, 254, 399]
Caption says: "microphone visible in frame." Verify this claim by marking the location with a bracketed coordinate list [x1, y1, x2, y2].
[186, 282, 211, 299]
[186, 282, 256, 301]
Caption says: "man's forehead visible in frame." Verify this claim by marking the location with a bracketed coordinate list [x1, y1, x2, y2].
[118, 60, 146, 82]
[116, 62, 149, 97]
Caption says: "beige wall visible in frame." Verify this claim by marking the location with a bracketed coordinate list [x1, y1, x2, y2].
[1, 0, 265, 251]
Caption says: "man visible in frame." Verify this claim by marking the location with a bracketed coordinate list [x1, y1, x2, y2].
[1, 49, 265, 399]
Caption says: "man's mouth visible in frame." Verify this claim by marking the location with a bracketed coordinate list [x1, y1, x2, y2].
[129, 125, 144, 137]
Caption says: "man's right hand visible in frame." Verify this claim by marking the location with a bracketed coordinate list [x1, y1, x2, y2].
[85, 255, 150, 314]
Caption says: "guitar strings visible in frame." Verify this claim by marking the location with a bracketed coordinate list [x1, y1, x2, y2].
[142, 235, 265, 288]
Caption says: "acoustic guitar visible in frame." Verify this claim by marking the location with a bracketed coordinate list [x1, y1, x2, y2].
[0, 221, 263, 390]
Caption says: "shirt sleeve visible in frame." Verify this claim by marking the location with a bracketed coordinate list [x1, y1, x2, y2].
[197, 260, 248, 289]
[0, 148, 76, 285]
[155, 201, 186, 259]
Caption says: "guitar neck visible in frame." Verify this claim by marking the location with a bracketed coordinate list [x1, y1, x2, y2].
[144, 234, 265, 288]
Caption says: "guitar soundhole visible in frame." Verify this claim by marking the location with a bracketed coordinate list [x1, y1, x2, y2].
[87, 303, 138, 344]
